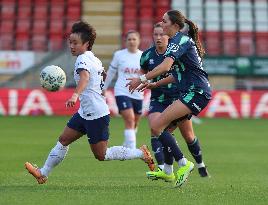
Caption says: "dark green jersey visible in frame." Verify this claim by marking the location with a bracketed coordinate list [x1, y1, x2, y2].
[140, 46, 179, 105]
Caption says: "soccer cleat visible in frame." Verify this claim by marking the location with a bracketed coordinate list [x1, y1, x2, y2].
[174, 161, 194, 188]
[146, 168, 175, 182]
[198, 166, 210, 177]
[25, 162, 47, 184]
[140, 145, 155, 171]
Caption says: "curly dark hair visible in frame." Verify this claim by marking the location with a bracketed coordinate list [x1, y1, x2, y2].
[71, 21, 96, 51]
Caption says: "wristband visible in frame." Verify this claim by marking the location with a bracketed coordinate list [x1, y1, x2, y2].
[139, 74, 148, 84]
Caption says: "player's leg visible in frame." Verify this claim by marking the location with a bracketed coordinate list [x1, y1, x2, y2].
[132, 98, 143, 134]
[178, 120, 210, 177]
[150, 100, 194, 187]
[115, 96, 136, 149]
[87, 115, 155, 170]
[25, 113, 84, 184]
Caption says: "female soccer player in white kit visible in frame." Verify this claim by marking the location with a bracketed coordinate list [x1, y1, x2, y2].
[104, 30, 143, 149]
[25, 21, 154, 184]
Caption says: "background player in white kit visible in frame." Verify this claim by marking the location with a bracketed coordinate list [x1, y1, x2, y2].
[25, 21, 154, 184]
[104, 30, 143, 149]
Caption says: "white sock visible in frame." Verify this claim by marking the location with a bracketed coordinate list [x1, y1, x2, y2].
[104, 146, 143, 160]
[197, 162, 205, 168]
[40, 141, 69, 177]
[163, 163, 173, 175]
[123, 129, 136, 149]
[178, 157, 188, 167]
[158, 164, 164, 170]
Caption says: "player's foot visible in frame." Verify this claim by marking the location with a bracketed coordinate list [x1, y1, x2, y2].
[174, 161, 194, 188]
[25, 162, 47, 184]
[140, 145, 155, 171]
[146, 168, 175, 182]
[198, 166, 210, 177]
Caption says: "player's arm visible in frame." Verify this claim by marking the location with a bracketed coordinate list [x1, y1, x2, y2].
[66, 69, 89, 108]
[137, 75, 175, 92]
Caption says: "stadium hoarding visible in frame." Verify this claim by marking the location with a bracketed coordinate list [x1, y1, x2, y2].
[0, 51, 35, 74]
[204, 56, 268, 76]
[0, 89, 268, 118]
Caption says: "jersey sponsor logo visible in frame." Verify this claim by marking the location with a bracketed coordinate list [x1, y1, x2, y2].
[149, 59, 154, 65]
[124, 67, 140, 74]
[165, 43, 180, 55]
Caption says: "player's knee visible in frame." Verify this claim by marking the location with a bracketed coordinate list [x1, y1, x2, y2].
[59, 135, 70, 146]
[151, 125, 161, 136]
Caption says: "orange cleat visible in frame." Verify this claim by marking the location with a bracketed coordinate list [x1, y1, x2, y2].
[140, 145, 155, 171]
[25, 162, 47, 184]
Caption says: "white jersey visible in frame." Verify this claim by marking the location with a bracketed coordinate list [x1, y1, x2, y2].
[74, 51, 110, 120]
[110, 49, 144, 100]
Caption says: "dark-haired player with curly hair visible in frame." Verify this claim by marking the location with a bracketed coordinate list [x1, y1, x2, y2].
[25, 21, 154, 184]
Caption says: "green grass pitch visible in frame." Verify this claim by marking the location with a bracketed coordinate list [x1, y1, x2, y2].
[0, 116, 267, 205]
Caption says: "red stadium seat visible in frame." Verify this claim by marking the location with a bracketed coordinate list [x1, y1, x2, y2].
[49, 20, 64, 35]
[205, 31, 221, 56]
[156, 0, 170, 8]
[140, 36, 153, 50]
[123, 7, 137, 21]
[15, 33, 30, 50]
[31, 35, 48, 51]
[256, 32, 268, 56]
[123, 0, 137, 7]
[123, 21, 137, 35]
[67, 0, 81, 6]
[33, 5, 48, 20]
[223, 32, 238, 56]
[66, 6, 81, 21]
[1, 4, 16, 19]
[17, 6, 32, 19]
[16, 19, 31, 35]
[155, 7, 168, 22]
[49, 34, 64, 51]
[140, 0, 153, 7]
[32, 20, 47, 35]
[50, 4, 65, 20]
[239, 32, 254, 56]
[139, 20, 153, 36]
[17, 0, 32, 6]
[0, 34, 14, 50]
[140, 7, 153, 21]
[0, 20, 15, 34]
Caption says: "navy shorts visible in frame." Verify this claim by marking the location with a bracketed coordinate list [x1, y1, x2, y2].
[148, 100, 169, 114]
[67, 113, 110, 144]
[115, 95, 143, 114]
[179, 91, 211, 116]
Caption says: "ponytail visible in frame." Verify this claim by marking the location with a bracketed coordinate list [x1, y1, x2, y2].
[185, 18, 205, 58]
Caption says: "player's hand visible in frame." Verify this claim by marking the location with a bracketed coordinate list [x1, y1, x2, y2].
[137, 82, 157, 92]
[65, 93, 79, 108]
[126, 77, 142, 93]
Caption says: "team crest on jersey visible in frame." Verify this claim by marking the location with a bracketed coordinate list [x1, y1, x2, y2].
[149, 59, 154, 65]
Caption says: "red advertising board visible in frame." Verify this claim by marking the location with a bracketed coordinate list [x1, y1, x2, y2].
[0, 89, 268, 118]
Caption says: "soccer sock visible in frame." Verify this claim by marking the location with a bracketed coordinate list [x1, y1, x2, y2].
[158, 131, 184, 162]
[40, 141, 69, 177]
[178, 157, 188, 167]
[162, 145, 174, 165]
[123, 129, 136, 149]
[104, 146, 142, 160]
[151, 137, 164, 167]
[187, 137, 203, 164]
[163, 163, 173, 175]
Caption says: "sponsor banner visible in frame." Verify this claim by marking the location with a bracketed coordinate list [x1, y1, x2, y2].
[0, 51, 35, 74]
[204, 56, 268, 76]
[0, 89, 268, 118]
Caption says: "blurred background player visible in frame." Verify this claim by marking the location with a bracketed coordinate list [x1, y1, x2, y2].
[127, 10, 212, 187]
[139, 22, 209, 178]
[103, 30, 143, 149]
[25, 21, 154, 184]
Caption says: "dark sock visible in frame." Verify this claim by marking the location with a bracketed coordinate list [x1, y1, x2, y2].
[158, 131, 184, 161]
[163, 146, 174, 165]
[151, 137, 164, 165]
[187, 137, 202, 164]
